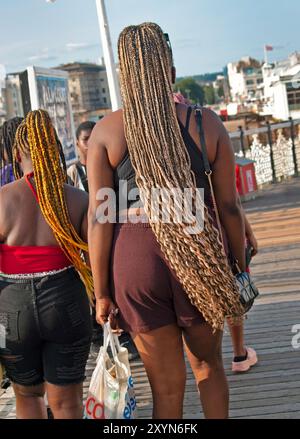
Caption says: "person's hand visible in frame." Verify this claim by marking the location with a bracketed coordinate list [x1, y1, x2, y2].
[247, 233, 258, 257]
[95, 296, 119, 330]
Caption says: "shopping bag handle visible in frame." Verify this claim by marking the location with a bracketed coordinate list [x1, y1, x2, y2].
[102, 323, 131, 381]
[103, 322, 123, 352]
[103, 322, 123, 359]
[95, 322, 115, 364]
[113, 333, 122, 352]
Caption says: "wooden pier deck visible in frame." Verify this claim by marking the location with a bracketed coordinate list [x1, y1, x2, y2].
[1, 178, 300, 419]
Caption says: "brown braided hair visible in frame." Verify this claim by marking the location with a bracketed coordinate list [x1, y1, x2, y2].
[13, 110, 93, 301]
[118, 22, 243, 330]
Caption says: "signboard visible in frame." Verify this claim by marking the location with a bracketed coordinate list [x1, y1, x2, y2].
[27, 66, 77, 165]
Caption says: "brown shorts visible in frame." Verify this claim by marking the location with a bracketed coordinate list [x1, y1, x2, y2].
[110, 222, 205, 334]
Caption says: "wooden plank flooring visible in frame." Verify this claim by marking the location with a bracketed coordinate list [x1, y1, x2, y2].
[1, 178, 300, 419]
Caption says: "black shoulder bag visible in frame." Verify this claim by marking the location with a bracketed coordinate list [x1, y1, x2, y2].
[194, 107, 259, 313]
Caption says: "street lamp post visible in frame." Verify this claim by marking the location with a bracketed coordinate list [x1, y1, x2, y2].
[95, 0, 121, 111]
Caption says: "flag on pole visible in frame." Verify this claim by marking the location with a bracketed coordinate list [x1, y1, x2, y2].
[264, 45, 274, 64]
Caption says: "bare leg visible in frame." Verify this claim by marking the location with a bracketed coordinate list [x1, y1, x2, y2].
[227, 318, 246, 357]
[46, 382, 83, 419]
[183, 323, 228, 419]
[13, 383, 47, 419]
[131, 324, 186, 419]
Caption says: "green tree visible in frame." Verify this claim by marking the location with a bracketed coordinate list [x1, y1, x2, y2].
[174, 78, 204, 105]
[218, 85, 225, 98]
[203, 85, 216, 105]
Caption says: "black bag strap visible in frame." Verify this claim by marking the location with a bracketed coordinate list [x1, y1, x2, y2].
[194, 106, 242, 273]
[76, 163, 89, 193]
[185, 106, 193, 131]
[194, 107, 211, 175]
[194, 106, 227, 255]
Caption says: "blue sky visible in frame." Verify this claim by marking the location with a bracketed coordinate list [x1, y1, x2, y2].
[1, 0, 300, 77]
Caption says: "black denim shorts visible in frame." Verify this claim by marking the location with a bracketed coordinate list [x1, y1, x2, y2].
[0, 268, 92, 387]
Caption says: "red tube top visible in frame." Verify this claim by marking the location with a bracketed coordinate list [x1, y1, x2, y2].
[0, 244, 71, 275]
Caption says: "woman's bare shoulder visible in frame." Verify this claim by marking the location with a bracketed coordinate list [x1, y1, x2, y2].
[0, 180, 26, 235]
[202, 107, 224, 131]
[0, 179, 23, 203]
[64, 183, 88, 205]
[95, 109, 123, 130]
[90, 109, 124, 147]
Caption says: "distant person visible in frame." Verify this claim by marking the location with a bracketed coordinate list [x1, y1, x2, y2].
[0, 110, 92, 419]
[68, 121, 96, 191]
[0, 117, 23, 187]
[227, 165, 258, 372]
[173, 91, 191, 105]
[228, 205, 258, 372]
[0, 117, 23, 390]
[68, 121, 102, 348]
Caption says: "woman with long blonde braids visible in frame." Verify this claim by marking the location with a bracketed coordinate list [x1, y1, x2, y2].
[0, 110, 93, 419]
[88, 23, 246, 419]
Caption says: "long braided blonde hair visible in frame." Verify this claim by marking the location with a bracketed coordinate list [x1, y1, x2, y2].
[13, 110, 93, 300]
[118, 23, 243, 330]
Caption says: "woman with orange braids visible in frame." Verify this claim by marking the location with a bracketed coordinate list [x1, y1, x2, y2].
[0, 110, 93, 419]
[88, 23, 246, 419]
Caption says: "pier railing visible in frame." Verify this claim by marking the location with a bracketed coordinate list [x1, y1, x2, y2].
[230, 118, 300, 185]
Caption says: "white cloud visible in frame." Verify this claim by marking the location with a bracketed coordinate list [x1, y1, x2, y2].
[0, 41, 33, 58]
[66, 42, 98, 51]
[29, 54, 46, 61]
[28, 48, 57, 62]
[66, 42, 88, 50]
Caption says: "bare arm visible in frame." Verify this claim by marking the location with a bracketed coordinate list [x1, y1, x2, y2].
[244, 215, 252, 239]
[211, 117, 246, 271]
[243, 211, 258, 256]
[0, 189, 5, 243]
[87, 124, 115, 300]
[81, 211, 91, 265]
[237, 196, 258, 256]
[0, 188, 8, 243]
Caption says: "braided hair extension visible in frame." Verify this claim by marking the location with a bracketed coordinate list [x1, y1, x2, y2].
[118, 23, 243, 330]
[13, 110, 93, 300]
[0, 117, 23, 185]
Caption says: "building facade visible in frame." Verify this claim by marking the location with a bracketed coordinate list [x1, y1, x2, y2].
[227, 57, 264, 103]
[57, 62, 111, 126]
[262, 52, 300, 120]
[227, 53, 300, 121]
[213, 74, 231, 103]
[5, 74, 24, 119]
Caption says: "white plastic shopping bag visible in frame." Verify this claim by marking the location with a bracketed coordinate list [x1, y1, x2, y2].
[84, 322, 138, 419]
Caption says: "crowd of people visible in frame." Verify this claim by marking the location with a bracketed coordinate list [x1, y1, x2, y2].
[0, 22, 258, 419]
